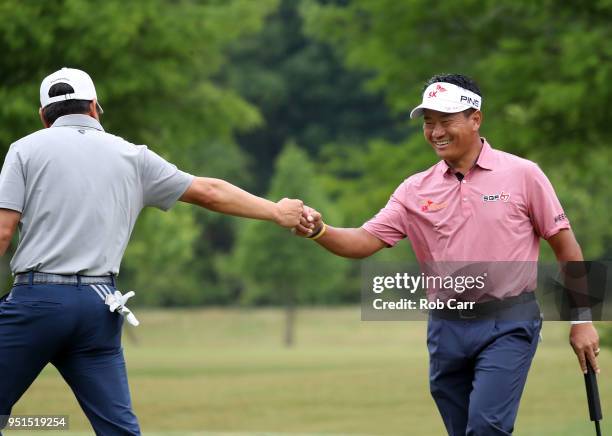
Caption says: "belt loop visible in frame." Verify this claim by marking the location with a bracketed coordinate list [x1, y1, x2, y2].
[110, 274, 116, 288]
[28, 271, 34, 286]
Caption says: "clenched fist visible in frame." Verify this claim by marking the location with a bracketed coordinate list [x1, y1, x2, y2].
[292, 205, 323, 237]
[274, 198, 304, 228]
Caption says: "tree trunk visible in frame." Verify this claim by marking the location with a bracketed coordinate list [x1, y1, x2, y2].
[284, 295, 296, 348]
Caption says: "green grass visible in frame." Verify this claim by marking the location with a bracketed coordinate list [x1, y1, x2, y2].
[6, 307, 611, 435]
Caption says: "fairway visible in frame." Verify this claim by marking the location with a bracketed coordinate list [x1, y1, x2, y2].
[7, 307, 611, 435]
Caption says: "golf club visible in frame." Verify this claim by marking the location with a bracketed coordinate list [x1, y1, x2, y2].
[584, 360, 603, 436]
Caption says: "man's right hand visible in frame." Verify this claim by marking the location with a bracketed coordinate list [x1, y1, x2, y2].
[274, 198, 304, 228]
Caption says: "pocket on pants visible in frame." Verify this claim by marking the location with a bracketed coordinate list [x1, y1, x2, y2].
[7, 291, 63, 311]
[16, 300, 62, 309]
[494, 318, 540, 345]
[530, 317, 543, 344]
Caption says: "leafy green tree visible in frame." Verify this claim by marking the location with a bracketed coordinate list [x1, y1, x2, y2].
[122, 205, 201, 306]
[0, 0, 279, 297]
[0, 0, 275, 162]
[222, 0, 406, 193]
[231, 143, 349, 346]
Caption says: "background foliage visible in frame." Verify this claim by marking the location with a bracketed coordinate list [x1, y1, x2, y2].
[2, 2, 610, 433]
[1, 0, 610, 316]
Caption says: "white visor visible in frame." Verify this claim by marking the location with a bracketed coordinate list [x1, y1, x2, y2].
[410, 82, 481, 119]
[40, 67, 103, 113]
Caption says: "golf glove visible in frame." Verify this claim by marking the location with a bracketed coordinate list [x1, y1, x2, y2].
[105, 290, 140, 326]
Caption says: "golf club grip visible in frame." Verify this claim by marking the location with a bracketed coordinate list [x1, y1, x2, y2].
[585, 361, 603, 422]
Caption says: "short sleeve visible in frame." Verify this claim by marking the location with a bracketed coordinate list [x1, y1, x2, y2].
[526, 163, 570, 239]
[0, 144, 26, 212]
[140, 147, 194, 211]
[361, 183, 411, 247]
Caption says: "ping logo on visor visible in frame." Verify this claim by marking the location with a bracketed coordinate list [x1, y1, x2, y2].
[410, 82, 483, 119]
[459, 94, 480, 108]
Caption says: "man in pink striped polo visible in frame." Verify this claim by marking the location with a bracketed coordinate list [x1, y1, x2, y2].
[297, 74, 600, 435]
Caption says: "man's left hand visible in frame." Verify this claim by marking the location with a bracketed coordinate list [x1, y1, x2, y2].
[570, 323, 600, 374]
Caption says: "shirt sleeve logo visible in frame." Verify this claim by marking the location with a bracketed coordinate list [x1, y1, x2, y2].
[554, 213, 567, 223]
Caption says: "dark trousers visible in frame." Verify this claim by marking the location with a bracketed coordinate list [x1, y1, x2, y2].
[0, 284, 140, 435]
[427, 300, 542, 435]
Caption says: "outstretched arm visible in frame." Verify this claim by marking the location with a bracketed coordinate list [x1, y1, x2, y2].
[296, 207, 386, 259]
[0, 209, 20, 256]
[179, 177, 308, 230]
[548, 229, 600, 374]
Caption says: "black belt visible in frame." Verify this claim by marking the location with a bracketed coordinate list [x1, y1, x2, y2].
[431, 291, 536, 320]
[14, 272, 115, 286]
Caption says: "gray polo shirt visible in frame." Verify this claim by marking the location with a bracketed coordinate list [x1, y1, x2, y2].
[0, 114, 194, 275]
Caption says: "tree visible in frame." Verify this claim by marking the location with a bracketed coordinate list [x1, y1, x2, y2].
[222, 0, 406, 193]
[231, 143, 349, 346]
[0, 0, 278, 296]
[121, 204, 201, 306]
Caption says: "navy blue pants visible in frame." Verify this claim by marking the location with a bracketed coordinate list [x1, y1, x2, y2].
[0, 283, 140, 435]
[427, 300, 542, 436]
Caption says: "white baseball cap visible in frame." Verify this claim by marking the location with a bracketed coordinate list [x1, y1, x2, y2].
[40, 67, 103, 113]
[410, 82, 482, 119]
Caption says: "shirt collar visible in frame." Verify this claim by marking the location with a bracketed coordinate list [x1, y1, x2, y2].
[51, 114, 104, 132]
[438, 137, 496, 176]
[475, 138, 495, 170]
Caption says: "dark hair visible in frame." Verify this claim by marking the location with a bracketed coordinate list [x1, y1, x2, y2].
[41, 83, 92, 125]
[423, 73, 482, 117]
[424, 73, 481, 96]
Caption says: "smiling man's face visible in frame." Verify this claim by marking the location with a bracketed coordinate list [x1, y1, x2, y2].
[423, 109, 482, 164]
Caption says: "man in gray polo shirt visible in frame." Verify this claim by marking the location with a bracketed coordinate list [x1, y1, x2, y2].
[0, 68, 310, 435]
